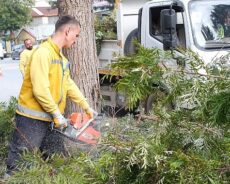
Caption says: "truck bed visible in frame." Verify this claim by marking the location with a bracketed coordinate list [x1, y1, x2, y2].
[98, 40, 121, 74]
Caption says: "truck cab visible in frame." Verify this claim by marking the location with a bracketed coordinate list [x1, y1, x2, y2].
[99, 0, 230, 111]
[140, 0, 230, 63]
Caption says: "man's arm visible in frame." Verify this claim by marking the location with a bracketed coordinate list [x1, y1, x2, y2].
[67, 77, 90, 111]
[19, 51, 26, 77]
[30, 47, 59, 114]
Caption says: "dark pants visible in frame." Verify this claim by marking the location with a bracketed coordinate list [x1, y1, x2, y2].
[6, 114, 66, 173]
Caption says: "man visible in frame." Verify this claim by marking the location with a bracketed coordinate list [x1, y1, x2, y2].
[5, 15, 95, 176]
[19, 39, 34, 78]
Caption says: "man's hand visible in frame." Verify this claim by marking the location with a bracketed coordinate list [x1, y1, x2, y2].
[52, 111, 68, 129]
[85, 107, 98, 119]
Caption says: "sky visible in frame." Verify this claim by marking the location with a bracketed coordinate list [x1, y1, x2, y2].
[34, 0, 50, 7]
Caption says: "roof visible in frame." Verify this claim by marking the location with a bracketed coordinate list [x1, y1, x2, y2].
[32, 7, 58, 17]
[17, 25, 55, 41]
[18, 29, 36, 39]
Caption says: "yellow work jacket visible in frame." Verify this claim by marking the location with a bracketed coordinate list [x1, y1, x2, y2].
[19, 48, 35, 77]
[16, 38, 89, 122]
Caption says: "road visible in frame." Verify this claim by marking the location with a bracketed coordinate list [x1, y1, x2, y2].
[0, 58, 22, 102]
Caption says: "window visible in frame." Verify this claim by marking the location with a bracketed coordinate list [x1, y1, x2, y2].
[189, 0, 230, 49]
[149, 6, 186, 48]
[149, 7, 165, 42]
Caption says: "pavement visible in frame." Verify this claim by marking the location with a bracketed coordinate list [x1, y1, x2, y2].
[0, 58, 22, 103]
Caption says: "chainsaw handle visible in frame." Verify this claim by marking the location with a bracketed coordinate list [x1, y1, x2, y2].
[51, 111, 101, 134]
[50, 120, 71, 131]
[74, 116, 95, 138]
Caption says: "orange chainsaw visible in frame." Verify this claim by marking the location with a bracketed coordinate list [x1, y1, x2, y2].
[52, 112, 102, 145]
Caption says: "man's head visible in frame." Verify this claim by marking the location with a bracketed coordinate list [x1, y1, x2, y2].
[24, 39, 33, 50]
[55, 15, 81, 48]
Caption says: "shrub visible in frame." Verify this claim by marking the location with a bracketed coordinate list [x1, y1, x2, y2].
[94, 11, 117, 55]
[0, 97, 17, 159]
[4, 116, 230, 184]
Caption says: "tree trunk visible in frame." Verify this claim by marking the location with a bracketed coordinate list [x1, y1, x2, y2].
[58, 0, 100, 115]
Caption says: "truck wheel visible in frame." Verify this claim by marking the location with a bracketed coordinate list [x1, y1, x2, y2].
[145, 89, 174, 114]
[124, 29, 138, 56]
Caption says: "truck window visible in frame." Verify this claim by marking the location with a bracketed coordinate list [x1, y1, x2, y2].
[176, 12, 186, 48]
[149, 7, 186, 48]
[150, 7, 164, 42]
[189, 0, 230, 49]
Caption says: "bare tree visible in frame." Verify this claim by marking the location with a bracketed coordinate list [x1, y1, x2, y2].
[58, 0, 100, 115]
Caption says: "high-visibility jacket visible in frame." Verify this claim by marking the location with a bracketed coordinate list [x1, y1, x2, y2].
[16, 38, 90, 122]
[19, 48, 35, 77]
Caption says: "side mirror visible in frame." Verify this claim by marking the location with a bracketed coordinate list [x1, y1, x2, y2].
[161, 8, 177, 50]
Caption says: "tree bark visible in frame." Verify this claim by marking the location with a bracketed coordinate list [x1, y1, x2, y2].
[58, 0, 100, 115]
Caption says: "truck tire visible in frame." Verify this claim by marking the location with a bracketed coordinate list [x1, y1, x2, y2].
[124, 29, 138, 56]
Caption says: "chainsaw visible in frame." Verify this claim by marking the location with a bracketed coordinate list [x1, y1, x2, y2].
[52, 112, 102, 145]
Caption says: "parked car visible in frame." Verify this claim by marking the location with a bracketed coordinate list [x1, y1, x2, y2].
[3, 48, 7, 58]
[0, 43, 4, 60]
[11, 44, 25, 60]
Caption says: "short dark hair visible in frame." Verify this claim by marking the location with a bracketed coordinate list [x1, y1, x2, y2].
[55, 15, 80, 32]
[24, 39, 31, 44]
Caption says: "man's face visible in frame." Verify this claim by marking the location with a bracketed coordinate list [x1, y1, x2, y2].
[24, 40, 33, 50]
[64, 24, 80, 48]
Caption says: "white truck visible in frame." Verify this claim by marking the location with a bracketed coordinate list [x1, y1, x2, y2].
[98, 0, 230, 112]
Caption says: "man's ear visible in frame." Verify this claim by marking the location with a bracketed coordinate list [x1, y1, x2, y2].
[65, 28, 68, 36]
[63, 26, 68, 36]
[65, 27, 71, 36]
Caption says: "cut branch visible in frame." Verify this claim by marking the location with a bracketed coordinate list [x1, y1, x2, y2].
[135, 114, 160, 122]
